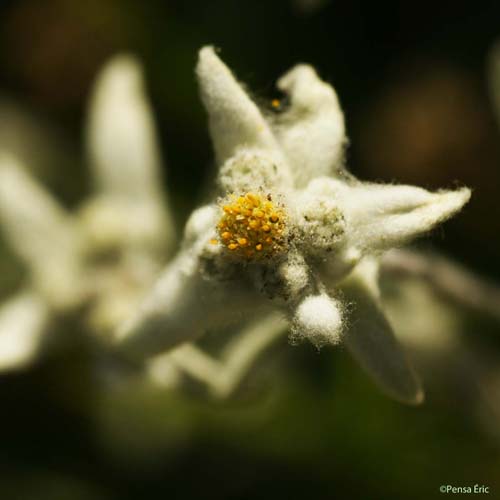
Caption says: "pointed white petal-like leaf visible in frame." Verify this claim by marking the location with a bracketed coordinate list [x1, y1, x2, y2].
[116, 241, 269, 361]
[87, 54, 165, 202]
[116, 251, 220, 358]
[86, 54, 174, 251]
[275, 64, 346, 186]
[0, 290, 50, 371]
[0, 154, 83, 308]
[196, 46, 289, 179]
[339, 260, 424, 405]
[335, 181, 470, 252]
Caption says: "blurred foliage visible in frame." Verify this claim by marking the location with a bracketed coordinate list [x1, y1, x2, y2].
[1, 1, 500, 499]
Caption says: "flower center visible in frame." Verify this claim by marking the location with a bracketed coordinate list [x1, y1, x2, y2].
[215, 192, 287, 258]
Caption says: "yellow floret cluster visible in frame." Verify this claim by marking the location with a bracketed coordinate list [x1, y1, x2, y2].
[213, 192, 287, 259]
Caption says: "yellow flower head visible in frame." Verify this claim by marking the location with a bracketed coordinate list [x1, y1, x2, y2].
[215, 192, 287, 259]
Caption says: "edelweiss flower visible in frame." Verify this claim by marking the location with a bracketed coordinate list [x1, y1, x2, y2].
[118, 46, 470, 404]
[0, 55, 174, 370]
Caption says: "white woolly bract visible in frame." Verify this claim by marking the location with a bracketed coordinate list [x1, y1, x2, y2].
[343, 185, 471, 252]
[291, 294, 343, 348]
[302, 177, 470, 255]
[116, 245, 272, 359]
[197, 47, 292, 187]
[275, 64, 346, 187]
[278, 252, 310, 299]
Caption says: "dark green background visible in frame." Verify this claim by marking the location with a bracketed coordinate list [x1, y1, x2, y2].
[0, 1, 499, 499]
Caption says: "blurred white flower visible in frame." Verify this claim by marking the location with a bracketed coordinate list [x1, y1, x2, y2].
[0, 54, 174, 370]
[118, 46, 470, 404]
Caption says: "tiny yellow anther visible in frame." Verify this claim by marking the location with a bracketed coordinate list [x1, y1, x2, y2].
[262, 224, 271, 232]
[221, 231, 232, 240]
[237, 238, 248, 247]
[246, 193, 259, 206]
[228, 243, 238, 250]
[255, 243, 263, 251]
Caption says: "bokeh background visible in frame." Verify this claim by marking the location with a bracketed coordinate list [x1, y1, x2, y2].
[1, 1, 500, 499]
